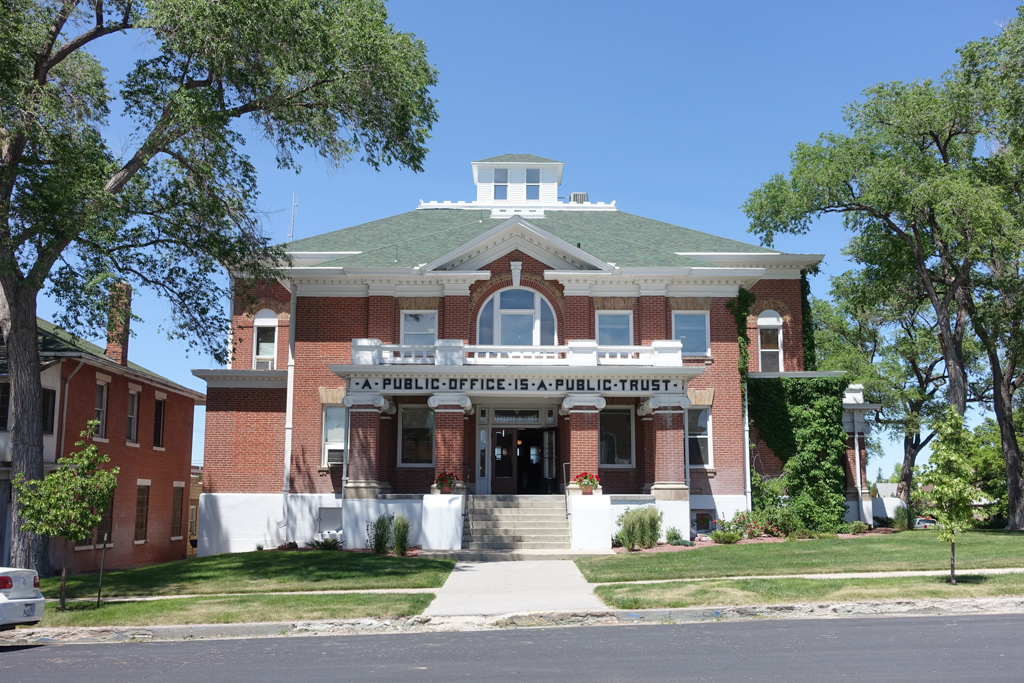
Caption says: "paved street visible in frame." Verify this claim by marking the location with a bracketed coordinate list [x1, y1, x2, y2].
[2, 614, 1022, 682]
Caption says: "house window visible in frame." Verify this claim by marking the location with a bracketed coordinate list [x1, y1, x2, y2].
[126, 389, 140, 443]
[322, 405, 347, 467]
[171, 484, 184, 538]
[672, 311, 710, 356]
[401, 311, 438, 346]
[687, 407, 712, 467]
[188, 504, 198, 537]
[153, 398, 166, 447]
[134, 484, 150, 542]
[526, 168, 540, 200]
[692, 509, 715, 533]
[0, 383, 9, 431]
[398, 406, 434, 466]
[493, 168, 508, 200]
[599, 409, 634, 467]
[41, 388, 56, 435]
[477, 288, 556, 346]
[253, 309, 278, 370]
[596, 311, 632, 346]
[94, 381, 108, 438]
[758, 310, 783, 372]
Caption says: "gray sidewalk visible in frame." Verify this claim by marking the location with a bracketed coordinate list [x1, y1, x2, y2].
[425, 560, 605, 616]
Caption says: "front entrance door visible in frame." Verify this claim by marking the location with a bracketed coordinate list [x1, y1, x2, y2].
[491, 428, 517, 494]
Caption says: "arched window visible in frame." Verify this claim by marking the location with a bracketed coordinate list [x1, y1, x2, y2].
[757, 309, 783, 372]
[477, 288, 556, 346]
[253, 309, 278, 370]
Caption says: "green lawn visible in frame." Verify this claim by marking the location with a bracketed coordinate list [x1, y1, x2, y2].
[42, 551, 455, 600]
[577, 530, 1024, 583]
[596, 572, 1024, 609]
[34, 592, 434, 627]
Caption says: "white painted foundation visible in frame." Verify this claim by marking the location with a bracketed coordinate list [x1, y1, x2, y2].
[569, 495, 612, 550]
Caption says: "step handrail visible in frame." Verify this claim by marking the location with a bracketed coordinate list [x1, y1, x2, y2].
[562, 461, 571, 519]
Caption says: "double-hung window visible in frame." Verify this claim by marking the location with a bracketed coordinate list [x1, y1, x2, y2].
[687, 407, 712, 468]
[596, 311, 632, 346]
[153, 394, 166, 448]
[94, 377, 109, 439]
[526, 168, 540, 200]
[398, 406, 434, 467]
[672, 311, 710, 356]
[401, 312, 437, 346]
[253, 309, 278, 370]
[599, 409, 634, 467]
[41, 388, 56, 435]
[758, 310, 783, 372]
[126, 385, 140, 444]
[134, 481, 150, 543]
[477, 288, 556, 346]
[322, 405, 347, 467]
[171, 483, 185, 539]
[493, 168, 509, 200]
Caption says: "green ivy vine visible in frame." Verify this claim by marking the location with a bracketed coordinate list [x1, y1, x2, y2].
[800, 268, 817, 371]
[726, 287, 756, 377]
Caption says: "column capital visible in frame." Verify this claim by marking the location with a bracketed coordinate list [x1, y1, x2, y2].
[343, 392, 393, 413]
[638, 393, 691, 415]
[560, 393, 606, 415]
[427, 392, 473, 413]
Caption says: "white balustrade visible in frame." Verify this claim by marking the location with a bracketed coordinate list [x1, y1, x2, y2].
[354, 339, 681, 367]
[379, 344, 435, 365]
[464, 345, 566, 365]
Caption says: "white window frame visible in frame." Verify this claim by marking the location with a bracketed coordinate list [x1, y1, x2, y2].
[400, 310, 438, 346]
[397, 405, 435, 468]
[598, 406, 635, 469]
[672, 310, 711, 356]
[757, 310, 784, 372]
[126, 385, 140, 445]
[595, 310, 634, 347]
[493, 167, 509, 200]
[687, 406, 713, 469]
[321, 405, 347, 467]
[476, 287, 558, 346]
[253, 309, 278, 370]
[525, 168, 540, 200]
[93, 377, 109, 441]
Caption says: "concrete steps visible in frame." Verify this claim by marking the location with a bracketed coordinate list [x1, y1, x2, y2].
[461, 495, 570, 552]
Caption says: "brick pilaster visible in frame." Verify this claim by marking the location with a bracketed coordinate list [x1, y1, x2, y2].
[368, 295, 395, 343]
[443, 295, 470, 343]
[568, 409, 599, 481]
[429, 394, 469, 492]
[640, 295, 667, 345]
[345, 399, 385, 498]
[564, 296, 593, 341]
[651, 406, 689, 501]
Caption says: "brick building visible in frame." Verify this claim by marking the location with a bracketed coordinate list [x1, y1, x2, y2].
[1, 314, 204, 572]
[194, 155, 875, 555]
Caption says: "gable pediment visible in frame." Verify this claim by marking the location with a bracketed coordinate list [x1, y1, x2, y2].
[423, 217, 611, 273]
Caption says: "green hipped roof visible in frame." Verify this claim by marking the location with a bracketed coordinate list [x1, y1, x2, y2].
[285, 209, 776, 269]
[475, 154, 561, 164]
[0, 318, 167, 382]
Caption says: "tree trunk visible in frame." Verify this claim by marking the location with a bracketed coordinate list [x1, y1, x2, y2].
[0, 282, 48, 573]
[895, 435, 924, 515]
[993, 375, 1024, 530]
[0, 479, 9, 565]
[931, 297, 970, 416]
[950, 536, 956, 585]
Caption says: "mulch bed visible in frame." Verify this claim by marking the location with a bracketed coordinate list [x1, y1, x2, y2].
[613, 527, 896, 554]
[268, 545, 425, 558]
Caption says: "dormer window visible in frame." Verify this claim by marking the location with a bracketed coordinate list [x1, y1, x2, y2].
[478, 288, 556, 346]
[493, 168, 508, 200]
[526, 168, 540, 200]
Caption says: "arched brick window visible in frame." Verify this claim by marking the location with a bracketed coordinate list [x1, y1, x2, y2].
[476, 287, 557, 346]
[757, 309, 783, 372]
[253, 309, 279, 369]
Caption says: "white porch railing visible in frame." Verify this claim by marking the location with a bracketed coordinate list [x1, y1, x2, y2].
[352, 339, 683, 367]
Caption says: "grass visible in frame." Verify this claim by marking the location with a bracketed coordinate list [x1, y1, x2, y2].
[31, 592, 434, 628]
[41, 551, 455, 600]
[595, 572, 1024, 609]
[577, 530, 1024, 583]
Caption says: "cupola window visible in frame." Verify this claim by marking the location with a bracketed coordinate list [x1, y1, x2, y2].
[526, 168, 540, 200]
[493, 168, 508, 200]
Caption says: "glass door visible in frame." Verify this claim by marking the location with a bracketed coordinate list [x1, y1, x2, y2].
[491, 428, 517, 495]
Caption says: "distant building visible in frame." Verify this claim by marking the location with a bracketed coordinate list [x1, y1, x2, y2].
[875, 483, 900, 498]
[1, 292, 205, 572]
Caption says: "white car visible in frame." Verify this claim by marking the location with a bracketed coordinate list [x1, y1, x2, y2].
[0, 567, 45, 631]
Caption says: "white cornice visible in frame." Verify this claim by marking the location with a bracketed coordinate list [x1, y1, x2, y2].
[676, 253, 825, 277]
[191, 369, 288, 389]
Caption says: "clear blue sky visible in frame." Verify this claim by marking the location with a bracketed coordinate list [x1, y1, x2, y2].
[36, 0, 1021, 470]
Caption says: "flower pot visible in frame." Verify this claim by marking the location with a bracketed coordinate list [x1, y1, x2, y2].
[581, 485, 593, 495]
[440, 486, 452, 494]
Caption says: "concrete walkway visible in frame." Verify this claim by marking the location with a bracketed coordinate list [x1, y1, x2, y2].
[424, 560, 605, 616]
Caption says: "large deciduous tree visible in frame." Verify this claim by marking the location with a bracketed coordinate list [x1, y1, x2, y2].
[1, 0, 437, 569]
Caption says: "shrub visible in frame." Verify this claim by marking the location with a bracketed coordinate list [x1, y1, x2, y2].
[617, 506, 662, 550]
[255, 544, 264, 551]
[848, 521, 869, 535]
[367, 513, 394, 554]
[873, 515, 895, 528]
[710, 530, 741, 544]
[754, 505, 801, 536]
[788, 528, 814, 540]
[669, 539, 695, 547]
[836, 522, 852, 534]
[392, 514, 411, 556]
[718, 510, 781, 539]
[666, 526, 683, 544]
[308, 537, 341, 551]
[277, 541, 299, 550]
[894, 505, 911, 531]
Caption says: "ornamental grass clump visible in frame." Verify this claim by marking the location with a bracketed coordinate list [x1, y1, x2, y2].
[367, 513, 394, 555]
[710, 530, 742, 544]
[617, 506, 662, 551]
[392, 514, 411, 557]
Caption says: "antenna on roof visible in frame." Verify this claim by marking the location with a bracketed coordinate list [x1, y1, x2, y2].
[394, 245, 398, 263]
[287, 193, 298, 242]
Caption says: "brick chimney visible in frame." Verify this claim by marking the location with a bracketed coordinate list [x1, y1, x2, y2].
[105, 282, 132, 366]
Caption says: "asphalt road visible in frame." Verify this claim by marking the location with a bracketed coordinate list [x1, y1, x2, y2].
[2, 614, 1022, 682]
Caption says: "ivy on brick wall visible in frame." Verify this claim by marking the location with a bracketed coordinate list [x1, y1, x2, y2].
[726, 287, 756, 377]
[800, 268, 817, 371]
[748, 375, 850, 531]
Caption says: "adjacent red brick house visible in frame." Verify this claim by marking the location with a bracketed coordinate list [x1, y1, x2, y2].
[194, 155, 875, 555]
[0, 314, 204, 572]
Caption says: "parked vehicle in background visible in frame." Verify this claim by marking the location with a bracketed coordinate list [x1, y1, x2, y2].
[0, 567, 45, 630]
[914, 517, 938, 530]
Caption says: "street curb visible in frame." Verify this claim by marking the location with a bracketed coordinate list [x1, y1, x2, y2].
[4, 596, 1024, 645]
